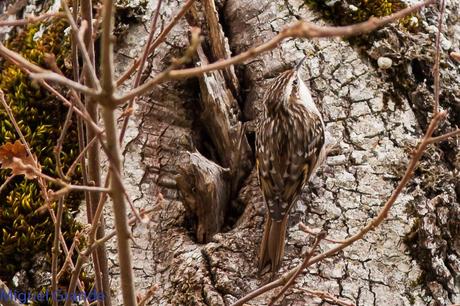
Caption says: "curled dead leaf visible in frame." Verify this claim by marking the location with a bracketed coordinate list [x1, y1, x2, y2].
[0, 140, 40, 179]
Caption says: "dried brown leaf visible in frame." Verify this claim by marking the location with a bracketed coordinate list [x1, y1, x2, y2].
[0, 140, 40, 179]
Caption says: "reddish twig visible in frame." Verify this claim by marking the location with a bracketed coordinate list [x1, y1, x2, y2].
[65, 135, 99, 178]
[0, 12, 65, 27]
[0, 279, 22, 306]
[115, 0, 197, 86]
[62, 0, 101, 91]
[51, 197, 65, 306]
[427, 129, 460, 144]
[433, 0, 445, 114]
[118, 0, 163, 143]
[298, 223, 345, 244]
[300, 288, 354, 306]
[117, 0, 434, 103]
[269, 233, 324, 305]
[0, 174, 15, 194]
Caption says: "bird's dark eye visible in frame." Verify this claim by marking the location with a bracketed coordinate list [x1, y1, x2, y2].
[293, 79, 298, 86]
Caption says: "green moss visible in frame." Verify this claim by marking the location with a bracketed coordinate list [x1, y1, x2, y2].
[0, 18, 82, 282]
[305, 0, 419, 31]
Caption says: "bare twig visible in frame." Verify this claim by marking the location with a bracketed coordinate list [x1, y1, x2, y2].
[65, 206, 155, 304]
[427, 128, 460, 144]
[88, 179, 110, 243]
[0, 12, 65, 27]
[300, 288, 354, 306]
[138, 284, 159, 306]
[433, 0, 445, 114]
[115, 0, 197, 86]
[298, 223, 345, 244]
[57, 230, 81, 280]
[269, 233, 324, 305]
[65, 134, 99, 178]
[79, 0, 112, 299]
[54, 105, 74, 179]
[0, 279, 23, 306]
[94, 0, 137, 304]
[117, 0, 434, 103]
[1, 92, 88, 299]
[50, 185, 111, 200]
[0, 90, 36, 163]
[30, 71, 98, 96]
[0, 174, 15, 194]
[0, 43, 97, 96]
[62, 0, 101, 91]
[51, 198, 65, 306]
[35, 76, 102, 134]
[118, 0, 163, 143]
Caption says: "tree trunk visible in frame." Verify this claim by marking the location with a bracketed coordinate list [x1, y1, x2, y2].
[2, 0, 459, 305]
[113, 0, 459, 304]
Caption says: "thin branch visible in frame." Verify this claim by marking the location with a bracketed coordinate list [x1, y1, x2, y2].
[0, 174, 15, 194]
[65, 205, 155, 305]
[51, 198, 65, 306]
[57, 230, 81, 280]
[50, 185, 111, 200]
[88, 177, 110, 243]
[0, 279, 23, 306]
[298, 223, 345, 244]
[37, 185, 88, 300]
[100, 0, 115, 97]
[0, 90, 36, 162]
[0, 43, 97, 96]
[232, 272, 288, 306]
[433, 0, 445, 114]
[34, 76, 102, 134]
[65, 134, 99, 178]
[117, 0, 435, 103]
[78, 0, 112, 300]
[54, 104, 74, 179]
[300, 288, 354, 306]
[65, 252, 88, 306]
[427, 128, 460, 144]
[96, 207, 156, 247]
[115, 0, 197, 86]
[118, 0, 163, 143]
[62, 0, 101, 91]
[95, 0, 138, 304]
[30, 71, 99, 96]
[269, 233, 324, 305]
[138, 284, 159, 306]
[0, 12, 65, 27]
[1, 91, 88, 300]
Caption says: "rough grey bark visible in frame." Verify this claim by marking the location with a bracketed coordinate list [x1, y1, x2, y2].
[112, 0, 460, 305]
[176, 150, 231, 243]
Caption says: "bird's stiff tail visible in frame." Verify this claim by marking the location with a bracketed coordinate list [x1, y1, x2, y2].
[258, 215, 289, 274]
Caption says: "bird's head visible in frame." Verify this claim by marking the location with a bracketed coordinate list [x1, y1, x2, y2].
[264, 56, 310, 115]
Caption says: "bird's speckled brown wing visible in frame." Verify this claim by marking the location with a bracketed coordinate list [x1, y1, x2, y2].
[256, 104, 325, 221]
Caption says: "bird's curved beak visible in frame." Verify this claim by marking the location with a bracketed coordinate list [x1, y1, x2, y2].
[294, 55, 308, 71]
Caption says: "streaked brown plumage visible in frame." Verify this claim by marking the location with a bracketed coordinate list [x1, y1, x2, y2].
[256, 58, 326, 273]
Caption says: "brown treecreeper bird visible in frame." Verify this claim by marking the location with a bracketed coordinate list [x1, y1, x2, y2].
[256, 57, 326, 273]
